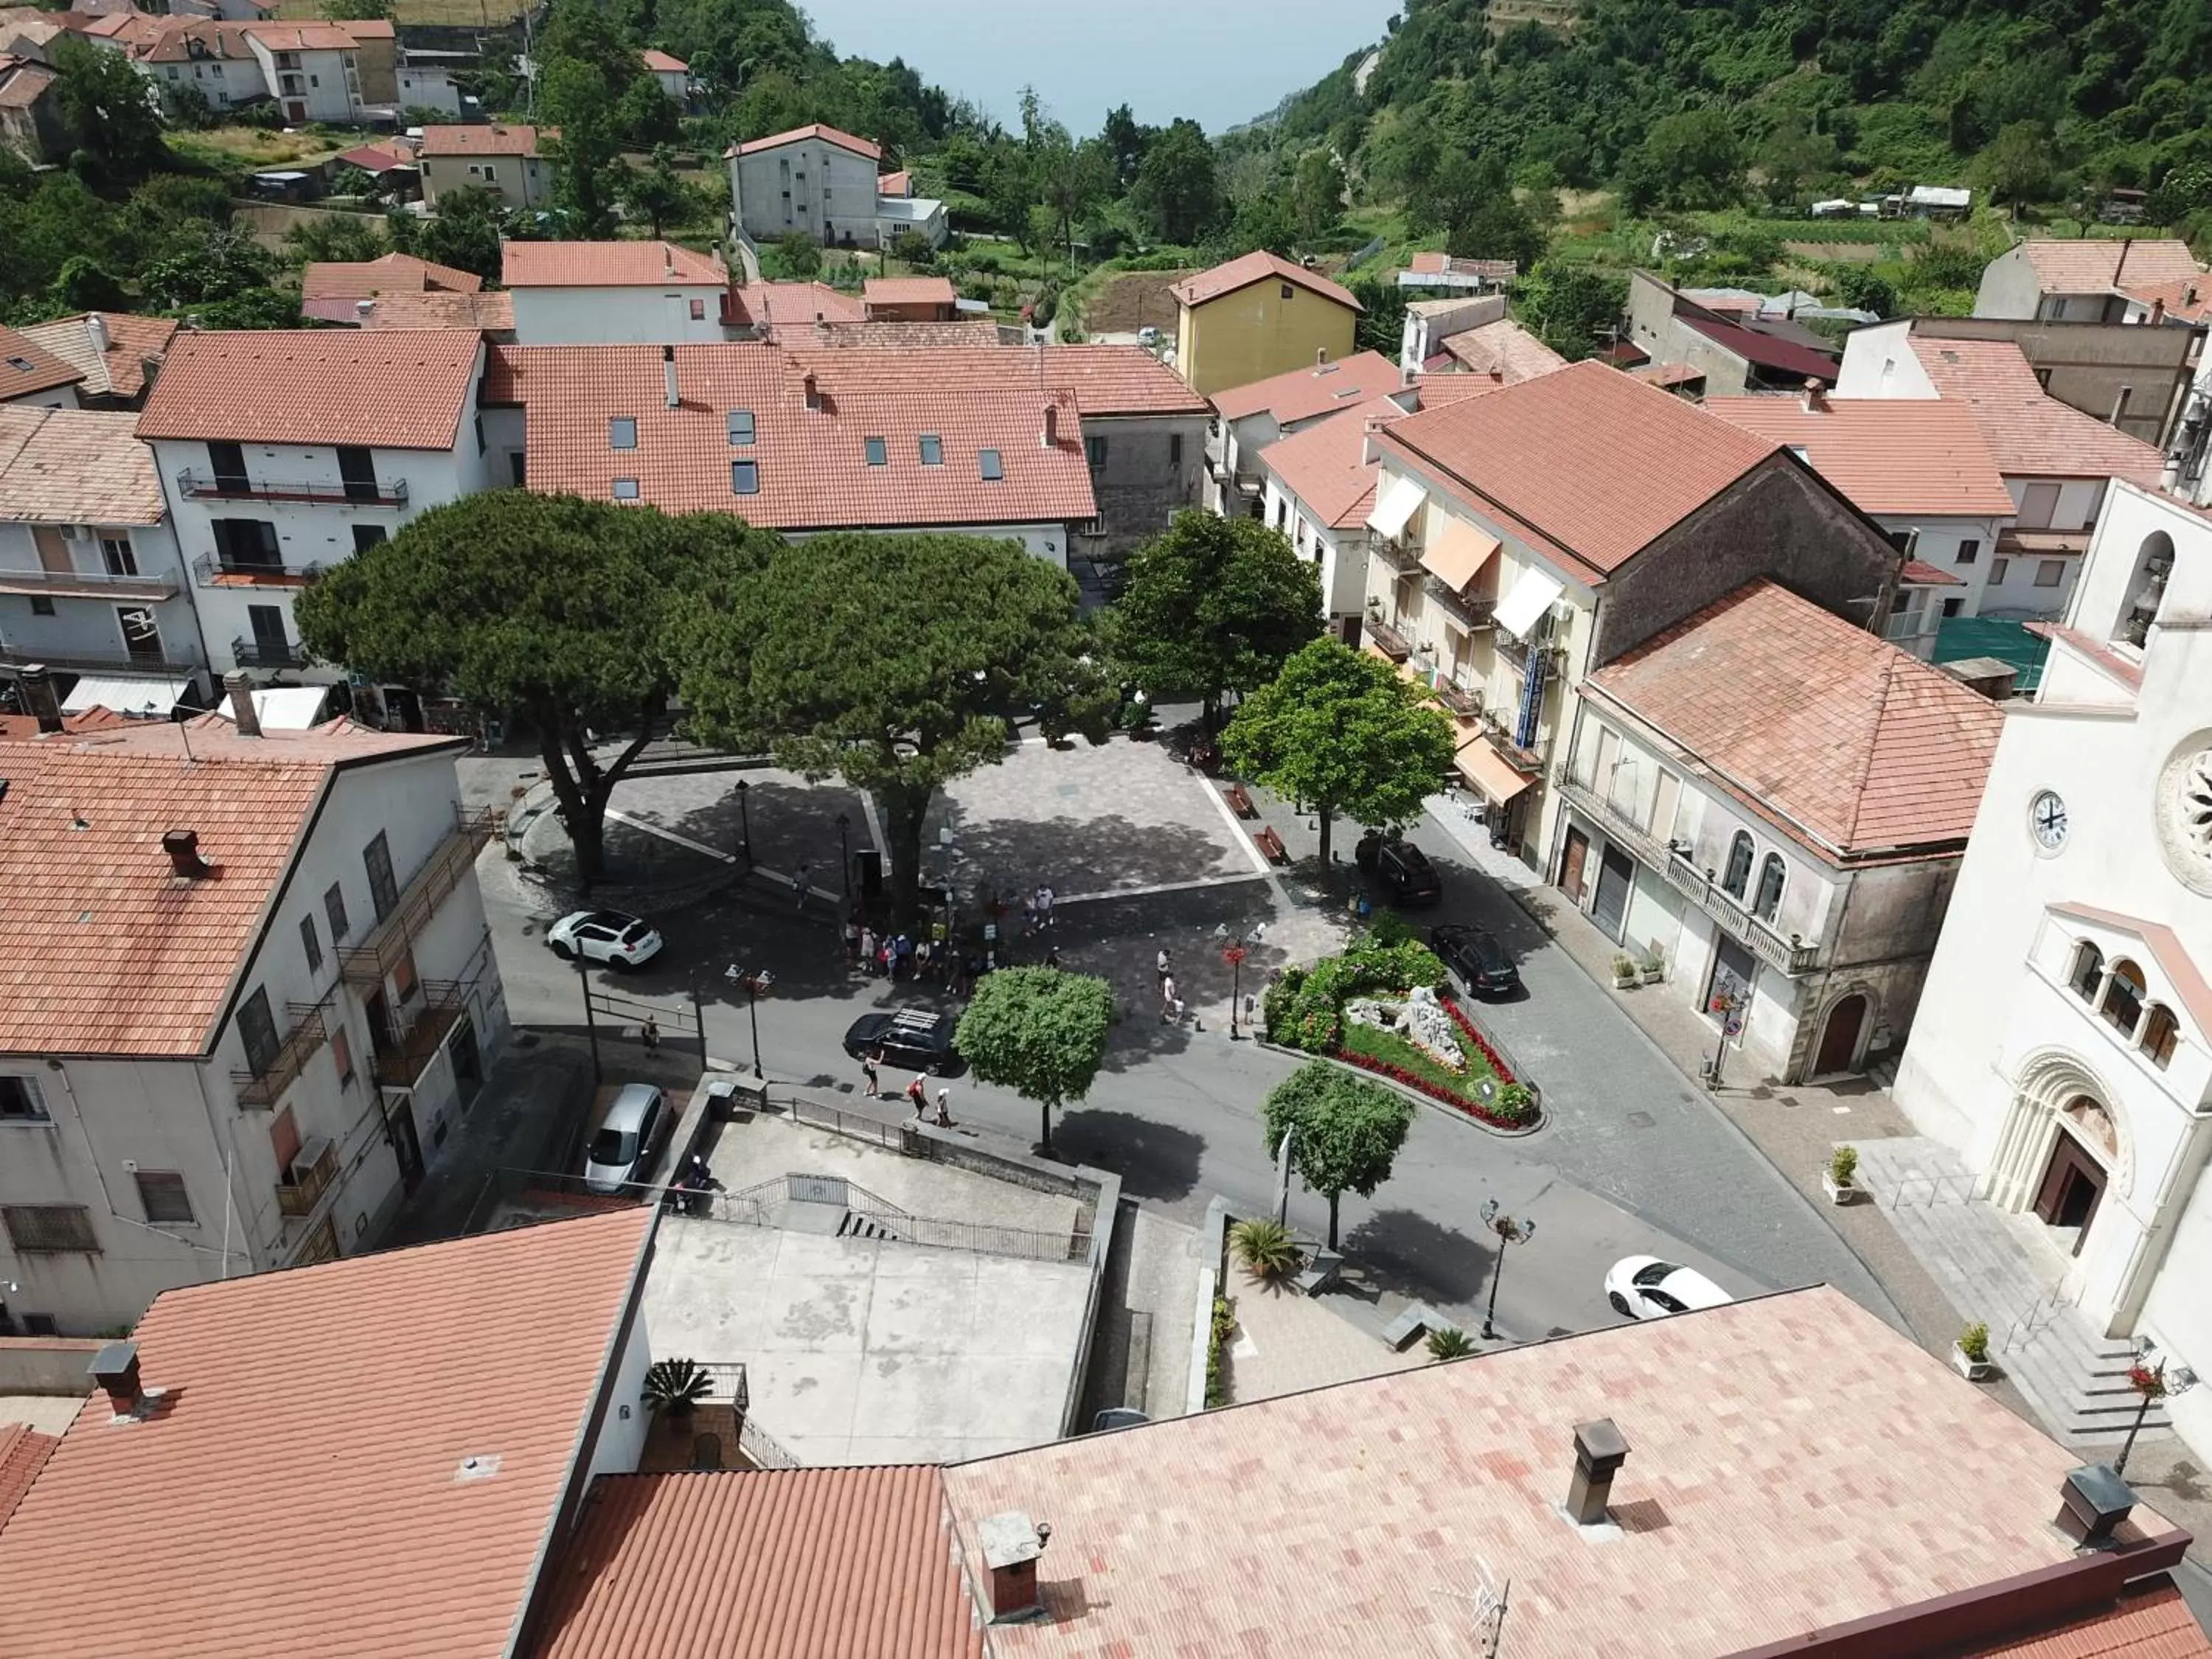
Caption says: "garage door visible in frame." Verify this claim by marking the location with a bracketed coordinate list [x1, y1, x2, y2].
[1590, 844, 1634, 940]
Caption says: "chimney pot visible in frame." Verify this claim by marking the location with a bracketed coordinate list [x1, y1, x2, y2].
[88, 1340, 141, 1415]
[1315, 346, 1329, 365]
[1801, 378, 1827, 413]
[18, 665, 63, 734]
[663, 344, 679, 409]
[356, 298, 375, 319]
[803, 371, 821, 411]
[161, 828, 212, 880]
[978, 1511, 1049, 1623]
[2055, 1463, 2137, 1547]
[85, 311, 108, 355]
[223, 669, 260, 738]
[1564, 1417, 1630, 1526]
[1042, 403, 1058, 448]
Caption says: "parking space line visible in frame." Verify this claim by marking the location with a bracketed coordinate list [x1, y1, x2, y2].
[605, 807, 735, 864]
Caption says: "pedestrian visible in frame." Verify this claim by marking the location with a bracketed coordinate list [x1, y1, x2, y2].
[894, 933, 914, 979]
[906, 1074, 928, 1119]
[1161, 973, 1184, 1024]
[1046, 942, 1060, 970]
[793, 863, 812, 911]
[860, 1050, 881, 1099]
[1155, 946, 1171, 987]
[1020, 894, 1037, 936]
[933, 1087, 954, 1127]
[844, 915, 861, 965]
[859, 925, 875, 970]
[641, 1015, 659, 1052]
[1035, 883, 1055, 931]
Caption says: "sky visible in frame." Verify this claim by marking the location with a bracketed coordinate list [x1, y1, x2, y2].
[796, 0, 1399, 135]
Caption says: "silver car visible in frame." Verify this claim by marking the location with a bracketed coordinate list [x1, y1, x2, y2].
[582, 1083, 669, 1194]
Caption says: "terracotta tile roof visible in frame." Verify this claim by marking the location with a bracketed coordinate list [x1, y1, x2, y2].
[0, 406, 163, 524]
[1911, 335, 2167, 485]
[2020, 238, 2205, 295]
[503, 240, 726, 288]
[530, 1468, 984, 1659]
[983, 342, 1206, 416]
[1437, 318, 1567, 383]
[17, 313, 175, 403]
[1588, 580, 2004, 858]
[1901, 557, 1966, 586]
[1257, 382, 1509, 532]
[2123, 274, 2212, 323]
[136, 328, 482, 451]
[941, 1287, 2186, 1659]
[639, 47, 684, 71]
[300, 251, 483, 299]
[332, 142, 416, 173]
[726, 281, 866, 330]
[2045, 902, 2212, 1035]
[0, 324, 84, 400]
[0, 1209, 655, 1659]
[810, 319, 1006, 349]
[1380, 359, 1780, 577]
[731, 122, 880, 161]
[128, 18, 256, 62]
[1680, 310, 1840, 382]
[1968, 1582, 2212, 1658]
[1705, 395, 2017, 518]
[1406, 251, 1517, 280]
[1209, 349, 1405, 424]
[2026, 622, 2145, 692]
[0, 1424, 55, 1534]
[421, 122, 547, 157]
[241, 19, 354, 49]
[0, 719, 456, 1056]
[878, 168, 912, 197]
[484, 342, 1095, 529]
[332, 17, 392, 38]
[863, 275, 957, 307]
[0, 56, 52, 109]
[309, 289, 514, 333]
[1170, 249, 1362, 313]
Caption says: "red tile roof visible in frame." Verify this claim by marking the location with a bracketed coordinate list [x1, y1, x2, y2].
[726, 281, 866, 330]
[1437, 318, 1567, 383]
[0, 1424, 55, 1534]
[1170, 250, 1361, 313]
[332, 142, 416, 174]
[1259, 381, 1512, 531]
[1379, 360, 1780, 578]
[0, 719, 457, 1056]
[1705, 395, 2017, 518]
[1209, 348, 1405, 424]
[2019, 238, 2205, 296]
[1680, 310, 1840, 382]
[1407, 251, 1517, 281]
[2046, 902, 2212, 1037]
[0, 324, 83, 400]
[1901, 558, 1966, 586]
[0, 404, 164, 524]
[2026, 622, 2146, 692]
[484, 342, 1095, 529]
[136, 328, 483, 451]
[128, 18, 256, 62]
[332, 17, 393, 39]
[0, 1209, 655, 1659]
[863, 275, 957, 308]
[810, 320, 1006, 349]
[877, 168, 912, 198]
[1589, 580, 2004, 858]
[2124, 274, 2212, 324]
[1968, 1582, 2212, 1658]
[240, 19, 353, 49]
[299, 251, 483, 299]
[503, 240, 725, 289]
[1912, 336, 2166, 485]
[307, 289, 515, 332]
[421, 122, 548, 157]
[639, 47, 684, 72]
[731, 122, 880, 161]
[530, 1468, 984, 1659]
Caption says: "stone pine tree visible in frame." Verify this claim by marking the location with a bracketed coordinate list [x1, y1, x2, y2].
[1261, 1060, 1417, 1248]
[954, 967, 1115, 1153]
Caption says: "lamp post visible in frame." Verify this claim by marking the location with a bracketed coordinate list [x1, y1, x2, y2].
[725, 964, 771, 1080]
[733, 779, 753, 867]
[837, 811, 851, 900]
[1478, 1197, 1535, 1341]
[2115, 1356, 2193, 1477]
[1223, 942, 1248, 1040]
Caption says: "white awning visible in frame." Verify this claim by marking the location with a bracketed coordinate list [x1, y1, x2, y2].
[59, 672, 195, 717]
[1495, 566, 1565, 641]
[211, 686, 336, 731]
[1367, 473, 1425, 540]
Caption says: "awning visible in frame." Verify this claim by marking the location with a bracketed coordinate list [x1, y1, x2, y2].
[211, 686, 337, 731]
[1455, 735, 1534, 807]
[1495, 566, 1565, 640]
[1419, 514, 1500, 593]
[1367, 473, 1425, 540]
[59, 672, 195, 717]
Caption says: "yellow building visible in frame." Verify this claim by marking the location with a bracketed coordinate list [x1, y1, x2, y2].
[1172, 251, 1363, 397]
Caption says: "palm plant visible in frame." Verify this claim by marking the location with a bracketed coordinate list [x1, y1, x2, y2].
[1229, 1217, 1302, 1281]
[641, 1357, 712, 1417]
[1425, 1326, 1477, 1361]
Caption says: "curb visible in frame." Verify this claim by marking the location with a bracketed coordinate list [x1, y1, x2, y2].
[1253, 1036, 1545, 1139]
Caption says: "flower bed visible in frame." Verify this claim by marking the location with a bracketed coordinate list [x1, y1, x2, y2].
[1339, 1003, 1537, 1129]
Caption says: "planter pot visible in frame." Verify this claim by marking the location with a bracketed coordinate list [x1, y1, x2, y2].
[1611, 970, 1638, 990]
[1951, 1343, 1995, 1382]
[1639, 965, 1665, 985]
[1820, 1171, 1858, 1206]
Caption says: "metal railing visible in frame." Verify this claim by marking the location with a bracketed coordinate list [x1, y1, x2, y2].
[779, 1093, 906, 1149]
[1365, 615, 1412, 660]
[1, 645, 205, 678]
[232, 1002, 330, 1108]
[175, 470, 408, 507]
[276, 1138, 338, 1217]
[1423, 576, 1496, 628]
[739, 1413, 802, 1470]
[232, 635, 307, 669]
[1479, 704, 1546, 773]
[1429, 676, 1481, 718]
[703, 1163, 1091, 1263]
[369, 981, 467, 1088]
[338, 807, 499, 988]
[0, 566, 180, 602]
[194, 552, 323, 588]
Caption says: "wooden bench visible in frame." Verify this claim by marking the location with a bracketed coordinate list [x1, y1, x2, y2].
[1254, 826, 1289, 865]
[1380, 1301, 1444, 1350]
[1224, 782, 1257, 819]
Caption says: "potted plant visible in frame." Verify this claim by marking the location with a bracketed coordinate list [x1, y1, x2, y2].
[1228, 1217, 1302, 1282]
[1611, 952, 1639, 989]
[642, 1357, 713, 1418]
[1638, 945, 1666, 985]
[1425, 1325, 1476, 1361]
[1952, 1321, 1994, 1381]
[1822, 1144, 1860, 1206]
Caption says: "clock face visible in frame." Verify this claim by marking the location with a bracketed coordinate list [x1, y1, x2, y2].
[2031, 790, 2069, 852]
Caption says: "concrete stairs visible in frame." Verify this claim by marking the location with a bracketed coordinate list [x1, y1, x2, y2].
[836, 1211, 902, 1242]
[1854, 1138, 2170, 1448]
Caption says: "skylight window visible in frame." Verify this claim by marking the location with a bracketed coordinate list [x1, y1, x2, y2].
[4, 358, 30, 373]
[919, 434, 943, 466]
[609, 417, 637, 450]
[865, 436, 887, 466]
[978, 448, 1004, 481]
[727, 410, 755, 446]
[613, 478, 640, 500]
[731, 459, 759, 495]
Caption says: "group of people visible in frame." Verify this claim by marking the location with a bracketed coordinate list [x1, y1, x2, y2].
[1021, 884, 1057, 936]
[1158, 947, 1186, 1025]
[858, 1050, 955, 1126]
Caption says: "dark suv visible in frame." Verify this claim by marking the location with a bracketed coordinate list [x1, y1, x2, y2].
[844, 1008, 962, 1074]
[1430, 924, 1521, 998]
[1357, 833, 1442, 906]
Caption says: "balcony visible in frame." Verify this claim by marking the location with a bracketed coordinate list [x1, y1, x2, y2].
[1369, 535, 1420, 573]
[276, 1136, 338, 1218]
[232, 635, 308, 669]
[1, 644, 204, 679]
[339, 807, 501, 989]
[1365, 615, 1412, 661]
[175, 470, 409, 508]
[195, 552, 323, 588]
[370, 981, 467, 1088]
[1424, 576, 1496, 630]
[1478, 705, 1546, 774]
[1555, 772, 1820, 976]
[1429, 676, 1482, 719]
[0, 566, 180, 603]
[233, 1003, 330, 1108]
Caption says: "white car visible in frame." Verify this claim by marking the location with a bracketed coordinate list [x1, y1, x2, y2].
[546, 909, 663, 969]
[1604, 1255, 1733, 1321]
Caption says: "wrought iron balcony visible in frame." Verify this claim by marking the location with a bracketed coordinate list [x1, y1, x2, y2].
[232, 635, 308, 669]
[195, 552, 323, 588]
[175, 470, 408, 508]
[233, 1003, 330, 1108]
[0, 566, 179, 602]
[370, 981, 468, 1088]
[1478, 705, 1545, 773]
[1424, 577, 1496, 628]
[276, 1136, 338, 1218]
[1369, 535, 1420, 572]
[1, 644, 205, 678]
[1430, 677, 1481, 719]
[339, 808, 501, 989]
[1365, 614, 1412, 661]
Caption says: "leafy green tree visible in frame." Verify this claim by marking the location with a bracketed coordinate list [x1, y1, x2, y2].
[542, 59, 625, 235]
[51, 36, 163, 189]
[1109, 511, 1320, 732]
[296, 492, 764, 886]
[286, 212, 385, 265]
[1261, 1060, 1416, 1248]
[1350, 273, 1411, 357]
[415, 189, 505, 283]
[770, 232, 821, 278]
[1133, 118, 1222, 243]
[1293, 148, 1346, 243]
[669, 533, 1116, 922]
[1518, 259, 1626, 360]
[319, 0, 392, 16]
[1625, 108, 1742, 210]
[1978, 120, 2056, 209]
[1224, 191, 1297, 259]
[1832, 265, 1896, 316]
[1102, 102, 1151, 191]
[49, 255, 127, 313]
[889, 228, 935, 266]
[954, 967, 1115, 1152]
[2149, 162, 2212, 227]
[1756, 111, 1843, 209]
[1220, 638, 1455, 868]
[622, 145, 698, 237]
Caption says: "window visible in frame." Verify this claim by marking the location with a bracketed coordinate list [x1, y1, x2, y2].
[333, 1024, 355, 1088]
[1275, 498, 1288, 531]
[4, 356, 31, 373]
[134, 1171, 195, 1226]
[335, 445, 378, 502]
[352, 524, 386, 554]
[918, 434, 943, 466]
[324, 880, 349, 944]
[731, 459, 759, 495]
[117, 605, 161, 664]
[474, 414, 487, 455]
[29, 595, 52, 616]
[1085, 434, 1107, 471]
[1941, 596, 1965, 617]
[392, 948, 418, 1005]
[2, 1205, 97, 1254]
[2036, 560, 2066, 588]
[1955, 539, 1980, 565]
[609, 417, 638, 450]
[1279, 282, 1295, 299]
[2101, 959, 2146, 1035]
[509, 453, 527, 487]
[363, 830, 398, 921]
[2070, 939, 2104, 999]
[237, 987, 281, 1077]
[100, 535, 137, 577]
[2112, 386, 2133, 425]
[978, 448, 1003, 481]
[0, 1076, 46, 1121]
[1169, 433, 1183, 469]
[613, 478, 641, 500]
[2017, 482, 2061, 529]
[1649, 770, 1682, 841]
[1887, 529, 1915, 553]
[689, 297, 706, 320]
[1721, 831, 1754, 899]
[300, 914, 322, 975]
[1989, 557, 2011, 585]
[727, 411, 754, 445]
[1753, 853, 1786, 922]
[864, 436, 887, 466]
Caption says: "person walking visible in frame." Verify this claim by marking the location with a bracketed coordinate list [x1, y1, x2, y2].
[1161, 973, 1184, 1024]
[793, 863, 812, 911]
[860, 1050, 882, 1099]
[1045, 942, 1060, 970]
[844, 914, 862, 965]
[1035, 883, 1055, 932]
[933, 1087, 954, 1127]
[641, 1015, 659, 1052]
[905, 1074, 929, 1120]
[1155, 947, 1171, 987]
[859, 925, 875, 971]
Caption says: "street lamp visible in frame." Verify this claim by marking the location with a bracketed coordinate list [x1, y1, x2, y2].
[2115, 1352, 2196, 1476]
[724, 964, 771, 1080]
[733, 779, 753, 867]
[837, 811, 851, 900]
[1223, 942, 1248, 1040]
[1478, 1197, 1535, 1341]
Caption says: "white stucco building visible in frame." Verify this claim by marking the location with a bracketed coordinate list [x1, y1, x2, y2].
[503, 241, 731, 346]
[1204, 349, 1405, 521]
[726, 122, 883, 248]
[1895, 479, 2212, 1447]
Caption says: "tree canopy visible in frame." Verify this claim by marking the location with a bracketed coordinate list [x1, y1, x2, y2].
[1261, 1060, 1418, 1248]
[955, 966, 1116, 1152]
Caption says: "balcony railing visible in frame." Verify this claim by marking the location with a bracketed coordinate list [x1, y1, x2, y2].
[1, 644, 206, 679]
[276, 1136, 338, 1218]
[195, 552, 323, 588]
[1430, 676, 1482, 718]
[339, 808, 501, 989]
[175, 470, 409, 508]
[232, 635, 308, 669]
[233, 1002, 330, 1108]
[1369, 533, 1420, 573]
[1555, 772, 1821, 976]
[1365, 615, 1412, 661]
[0, 566, 180, 602]
[1424, 577, 1496, 629]
[370, 981, 467, 1088]
[1478, 705, 1546, 773]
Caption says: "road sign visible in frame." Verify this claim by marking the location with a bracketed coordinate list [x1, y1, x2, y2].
[1723, 1015, 1744, 1038]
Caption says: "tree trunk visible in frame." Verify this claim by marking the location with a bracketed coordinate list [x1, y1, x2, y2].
[1326, 1191, 1340, 1251]
[1039, 1099, 1053, 1155]
[538, 700, 662, 893]
[874, 783, 933, 926]
[1315, 804, 1333, 872]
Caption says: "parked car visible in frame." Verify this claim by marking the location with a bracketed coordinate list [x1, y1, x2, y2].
[843, 1008, 962, 1075]
[546, 909, 663, 969]
[1091, 1408, 1150, 1432]
[1430, 925, 1520, 998]
[1356, 832, 1442, 906]
[582, 1083, 670, 1194]
[1604, 1255, 1733, 1321]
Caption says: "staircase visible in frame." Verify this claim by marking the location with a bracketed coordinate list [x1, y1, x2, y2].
[1854, 1139, 2169, 1447]
[836, 1211, 902, 1242]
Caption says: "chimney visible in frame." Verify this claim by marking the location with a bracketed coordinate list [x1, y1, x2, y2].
[1041, 403, 1058, 448]
[2055, 1464, 2137, 1547]
[663, 344, 679, 409]
[356, 298, 375, 320]
[84, 311, 108, 355]
[89, 1340, 141, 1416]
[1801, 378, 1827, 414]
[2149, 299, 2165, 326]
[802, 371, 821, 411]
[223, 669, 260, 738]
[18, 665, 63, 734]
[1562, 1418, 1630, 1526]
[161, 828, 212, 880]
[978, 1511, 1051, 1623]
[1315, 346, 1329, 365]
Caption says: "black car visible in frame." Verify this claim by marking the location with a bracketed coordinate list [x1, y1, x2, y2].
[1357, 835, 1441, 905]
[844, 1008, 962, 1074]
[1430, 924, 1521, 998]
